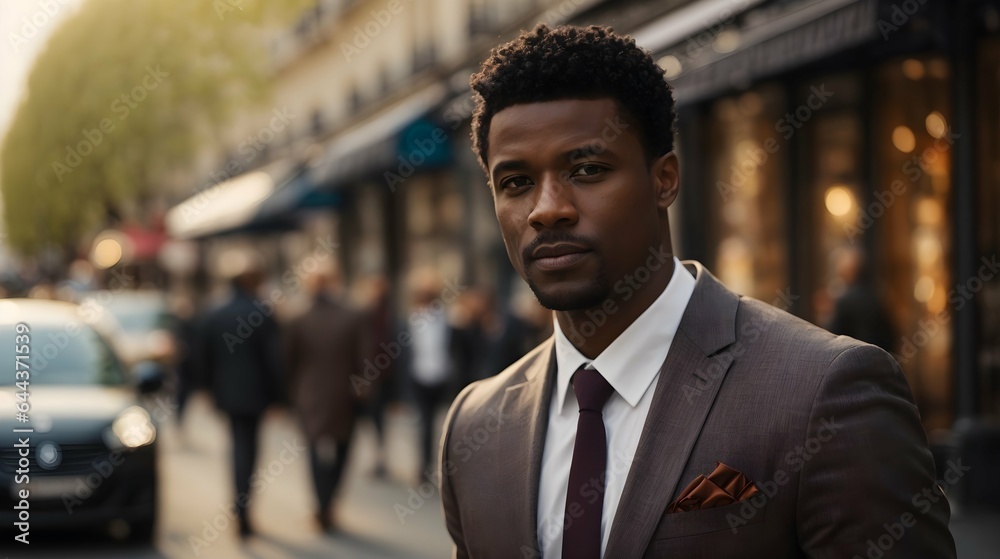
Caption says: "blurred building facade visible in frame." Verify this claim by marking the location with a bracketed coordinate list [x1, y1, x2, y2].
[572, 0, 1000, 506]
[165, 0, 1000, 505]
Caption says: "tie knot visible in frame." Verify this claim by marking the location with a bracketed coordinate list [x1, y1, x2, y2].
[572, 367, 614, 412]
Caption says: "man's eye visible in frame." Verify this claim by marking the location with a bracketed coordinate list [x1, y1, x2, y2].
[571, 164, 606, 178]
[501, 176, 533, 190]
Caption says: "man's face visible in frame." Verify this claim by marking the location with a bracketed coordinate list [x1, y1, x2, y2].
[486, 98, 675, 311]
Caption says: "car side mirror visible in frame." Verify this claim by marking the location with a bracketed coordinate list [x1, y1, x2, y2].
[133, 361, 165, 394]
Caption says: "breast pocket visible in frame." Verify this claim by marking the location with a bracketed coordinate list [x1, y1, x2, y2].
[651, 499, 766, 540]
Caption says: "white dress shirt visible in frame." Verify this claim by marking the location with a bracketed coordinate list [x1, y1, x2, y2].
[409, 306, 451, 385]
[536, 257, 696, 557]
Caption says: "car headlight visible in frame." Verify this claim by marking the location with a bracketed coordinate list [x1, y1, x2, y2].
[105, 406, 156, 449]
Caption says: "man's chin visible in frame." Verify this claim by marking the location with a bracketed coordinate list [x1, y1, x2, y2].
[528, 280, 609, 312]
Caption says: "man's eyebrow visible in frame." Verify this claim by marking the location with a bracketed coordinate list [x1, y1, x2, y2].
[490, 143, 618, 178]
[490, 159, 529, 180]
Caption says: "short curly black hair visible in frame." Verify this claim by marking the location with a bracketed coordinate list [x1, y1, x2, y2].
[470, 23, 676, 175]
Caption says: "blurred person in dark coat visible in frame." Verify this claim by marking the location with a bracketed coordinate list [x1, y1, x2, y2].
[827, 247, 896, 353]
[357, 274, 395, 479]
[284, 266, 371, 531]
[195, 266, 283, 537]
[452, 288, 538, 383]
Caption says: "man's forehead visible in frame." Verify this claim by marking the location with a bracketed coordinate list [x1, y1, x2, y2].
[487, 98, 629, 157]
[490, 98, 622, 135]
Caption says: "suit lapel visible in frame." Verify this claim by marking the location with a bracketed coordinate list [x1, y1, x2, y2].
[496, 338, 557, 555]
[605, 262, 741, 557]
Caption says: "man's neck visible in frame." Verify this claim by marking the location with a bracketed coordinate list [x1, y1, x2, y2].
[555, 257, 676, 359]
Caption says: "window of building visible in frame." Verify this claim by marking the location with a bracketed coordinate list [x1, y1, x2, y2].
[874, 55, 954, 430]
[705, 85, 788, 303]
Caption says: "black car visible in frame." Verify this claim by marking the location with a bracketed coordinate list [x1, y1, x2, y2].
[0, 298, 162, 542]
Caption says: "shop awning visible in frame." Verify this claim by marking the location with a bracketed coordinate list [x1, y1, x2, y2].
[636, 0, 879, 104]
[310, 82, 449, 189]
[165, 160, 299, 240]
[631, 0, 767, 54]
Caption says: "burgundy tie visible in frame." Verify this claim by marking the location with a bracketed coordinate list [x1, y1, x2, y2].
[562, 366, 615, 559]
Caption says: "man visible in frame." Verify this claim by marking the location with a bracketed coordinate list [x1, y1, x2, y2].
[196, 266, 283, 537]
[407, 267, 455, 482]
[439, 24, 955, 558]
[284, 266, 370, 531]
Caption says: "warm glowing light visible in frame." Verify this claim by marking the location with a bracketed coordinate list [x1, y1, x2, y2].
[915, 232, 942, 267]
[91, 238, 123, 269]
[658, 55, 683, 79]
[713, 30, 741, 53]
[925, 111, 947, 139]
[916, 199, 943, 225]
[902, 59, 925, 80]
[914, 275, 936, 303]
[892, 126, 916, 153]
[825, 186, 854, 217]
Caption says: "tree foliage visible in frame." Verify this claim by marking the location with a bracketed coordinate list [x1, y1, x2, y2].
[1, 0, 312, 254]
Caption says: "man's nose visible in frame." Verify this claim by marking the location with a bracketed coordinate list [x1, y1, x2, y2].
[528, 172, 578, 229]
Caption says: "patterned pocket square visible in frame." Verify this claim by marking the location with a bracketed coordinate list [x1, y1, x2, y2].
[665, 461, 759, 513]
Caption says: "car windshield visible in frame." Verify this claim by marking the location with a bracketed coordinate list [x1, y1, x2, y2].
[100, 299, 169, 333]
[0, 322, 128, 386]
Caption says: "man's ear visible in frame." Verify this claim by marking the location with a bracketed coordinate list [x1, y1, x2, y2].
[652, 152, 680, 211]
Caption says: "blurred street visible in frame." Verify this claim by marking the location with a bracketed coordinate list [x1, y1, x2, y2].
[9, 393, 453, 559]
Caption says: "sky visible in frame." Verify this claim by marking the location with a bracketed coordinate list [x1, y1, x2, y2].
[0, 0, 83, 148]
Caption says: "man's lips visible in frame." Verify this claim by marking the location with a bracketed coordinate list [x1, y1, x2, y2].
[529, 244, 592, 272]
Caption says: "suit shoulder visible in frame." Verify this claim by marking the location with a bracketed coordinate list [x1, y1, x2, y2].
[735, 295, 868, 361]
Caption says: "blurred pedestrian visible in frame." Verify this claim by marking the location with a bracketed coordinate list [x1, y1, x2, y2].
[475, 289, 537, 380]
[451, 288, 537, 383]
[406, 268, 454, 482]
[284, 265, 371, 532]
[170, 293, 198, 428]
[194, 266, 283, 538]
[827, 247, 896, 352]
[357, 274, 395, 479]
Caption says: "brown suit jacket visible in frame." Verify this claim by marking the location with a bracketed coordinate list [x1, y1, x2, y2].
[284, 296, 370, 443]
[440, 262, 955, 558]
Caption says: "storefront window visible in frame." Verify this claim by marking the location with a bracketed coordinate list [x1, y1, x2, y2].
[875, 56, 953, 430]
[705, 85, 788, 302]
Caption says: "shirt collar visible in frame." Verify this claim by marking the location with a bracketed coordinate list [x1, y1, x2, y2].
[553, 257, 696, 410]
